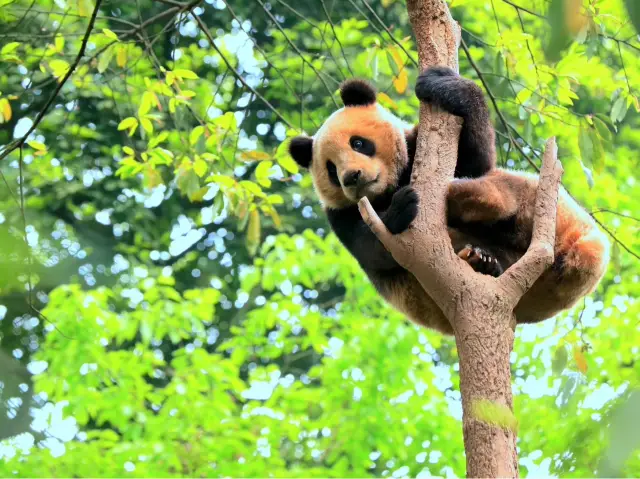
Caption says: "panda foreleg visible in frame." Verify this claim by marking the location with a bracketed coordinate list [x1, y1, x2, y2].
[415, 66, 496, 178]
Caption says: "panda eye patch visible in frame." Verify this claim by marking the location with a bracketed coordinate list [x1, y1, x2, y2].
[326, 160, 341, 187]
[350, 136, 375, 157]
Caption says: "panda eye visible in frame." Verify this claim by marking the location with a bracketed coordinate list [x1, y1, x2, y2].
[326, 160, 340, 187]
[349, 136, 375, 157]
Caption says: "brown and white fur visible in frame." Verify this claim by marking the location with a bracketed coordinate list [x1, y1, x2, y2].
[288, 66, 610, 334]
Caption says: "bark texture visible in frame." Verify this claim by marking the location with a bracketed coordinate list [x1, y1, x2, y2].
[357, 1, 564, 477]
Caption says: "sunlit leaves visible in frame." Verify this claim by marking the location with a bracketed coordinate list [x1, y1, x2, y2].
[552, 344, 569, 374]
[76, 0, 94, 17]
[166, 68, 199, 86]
[47, 59, 71, 80]
[610, 91, 634, 125]
[117, 117, 138, 136]
[544, 0, 589, 62]
[246, 208, 261, 256]
[116, 45, 127, 67]
[573, 347, 588, 374]
[55, 34, 64, 53]
[255, 161, 274, 188]
[1, 42, 19, 56]
[102, 28, 118, 41]
[624, 0, 640, 35]
[386, 45, 408, 94]
[578, 120, 605, 174]
[27, 141, 46, 156]
[97, 45, 114, 73]
[0, 98, 11, 122]
[193, 158, 208, 178]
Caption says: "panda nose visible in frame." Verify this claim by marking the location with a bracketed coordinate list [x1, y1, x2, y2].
[342, 170, 362, 187]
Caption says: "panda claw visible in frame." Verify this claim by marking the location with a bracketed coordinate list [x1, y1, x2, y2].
[458, 245, 503, 277]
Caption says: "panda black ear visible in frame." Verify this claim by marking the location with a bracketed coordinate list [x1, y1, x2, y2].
[340, 79, 377, 107]
[289, 136, 313, 169]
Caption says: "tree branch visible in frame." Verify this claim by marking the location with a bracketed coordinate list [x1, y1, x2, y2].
[497, 137, 563, 301]
[0, 0, 103, 163]
[358, 0, 564, 476]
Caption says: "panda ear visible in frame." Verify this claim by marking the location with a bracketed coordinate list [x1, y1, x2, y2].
[340, 79, 377, 107]
[289, 136, 313, 169]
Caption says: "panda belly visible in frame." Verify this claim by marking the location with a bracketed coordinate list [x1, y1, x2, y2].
[368, 270, 453, 334]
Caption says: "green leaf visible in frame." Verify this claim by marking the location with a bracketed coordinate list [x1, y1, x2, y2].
[176, 168, 200, 197]
[148, 131, 169, 149]
[268, 194, 284, 205]
[544, 0, 572, 62]
[277, 154, 299, 175]
[599, 390, 640, 477]
[206, 174, 235, 188]
[589, 127, 605, 173]
[239, 180, 263, 196]
[193, 158, 208, 178]
[1, 42, 20, 55]
[49, 59, 70, 78]
[190, 126, 205, 146]
[98, 46, 115, 73]
[118, 117, 138, 131]
[173, 69, 198, 80]
[27, 141, 46, 151]
[578, 124, 593, 168]
[255, 160, 273, 181]
[102, 28, 118, 41]
[552, 344, 568, 375]
[55, 35, 64, 52]
[611, 96, 628, 124]
[140, 117, 153, 134]
[592, 117, 613, 143]
[624, 0, 640, 35]
[515, 88, 533, 105]
[138, 91, 155, 116]
[246, 209, 261, 256]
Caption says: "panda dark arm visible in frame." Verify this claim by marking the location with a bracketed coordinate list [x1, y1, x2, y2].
[414, 66, 496, 178]
[327, 187, 418, 272]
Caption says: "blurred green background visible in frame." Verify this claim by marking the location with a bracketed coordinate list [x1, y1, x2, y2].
[0, 0, 639, 476]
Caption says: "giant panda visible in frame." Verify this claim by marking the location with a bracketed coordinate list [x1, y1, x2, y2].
[287, 66, 610, 334]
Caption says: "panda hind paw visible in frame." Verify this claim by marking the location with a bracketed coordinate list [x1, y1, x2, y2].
[458, 244, 503, 277]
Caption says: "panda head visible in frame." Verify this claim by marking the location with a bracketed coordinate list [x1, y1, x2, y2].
[288, 79, 413, 209]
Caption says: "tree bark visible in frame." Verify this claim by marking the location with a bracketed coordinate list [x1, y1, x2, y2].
[357, 0, 564, 477]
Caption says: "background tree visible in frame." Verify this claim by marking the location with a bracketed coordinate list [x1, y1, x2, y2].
[0, 0, 639, 477]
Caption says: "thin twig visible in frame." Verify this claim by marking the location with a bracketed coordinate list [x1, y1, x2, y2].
[254, 0, 340, 107]
[591, 209, 640, 223]
[591, 215, 640, 262]
[460, 38, 540, 171]
[0, 0, 104, 163]
[193, 14, 294, 128]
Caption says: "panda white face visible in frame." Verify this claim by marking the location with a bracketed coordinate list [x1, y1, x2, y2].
[290, 103, 411, 209]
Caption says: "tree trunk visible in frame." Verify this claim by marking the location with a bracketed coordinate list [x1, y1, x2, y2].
[357, 0, 564, 477]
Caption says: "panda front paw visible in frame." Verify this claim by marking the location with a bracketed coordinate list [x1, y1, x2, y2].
[415, 66, 457, 102]
[457, 244, 503, 277]
[385, 186, 419, 235]
[415, 66, 483, 118]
